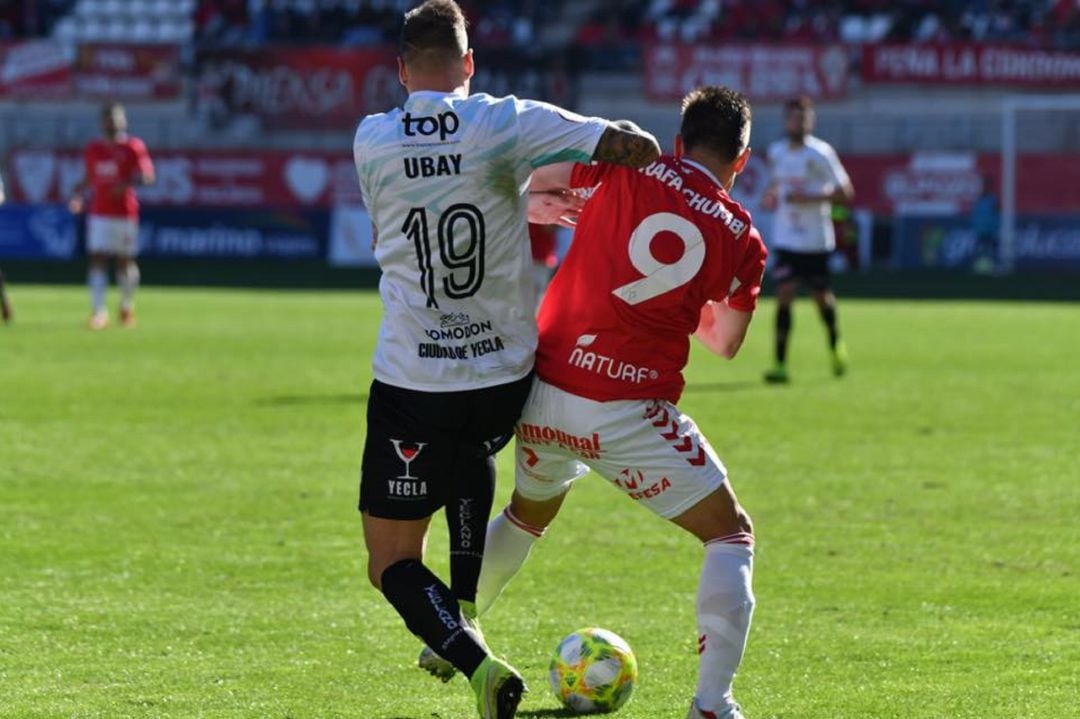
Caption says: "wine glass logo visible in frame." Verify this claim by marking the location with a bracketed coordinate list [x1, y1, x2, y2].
[390, 439, 427, 479]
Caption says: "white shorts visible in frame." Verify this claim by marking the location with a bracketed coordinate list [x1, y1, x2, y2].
[87, 215, 139, 257]
[514, 379, 728, 520]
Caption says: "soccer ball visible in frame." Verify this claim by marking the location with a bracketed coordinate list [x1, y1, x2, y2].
[549, 627, 638, 714]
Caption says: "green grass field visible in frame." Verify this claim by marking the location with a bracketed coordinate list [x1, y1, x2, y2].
[2, 286, 1078, 719]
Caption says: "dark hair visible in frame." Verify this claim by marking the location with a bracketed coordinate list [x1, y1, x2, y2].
[784, 95, 813, 113]
[680, 86, 752, 162]
[101, 102, 125, 118]
[400, 0, 468, 70]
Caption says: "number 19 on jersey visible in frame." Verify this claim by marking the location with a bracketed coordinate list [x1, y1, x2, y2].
[402, 203, 486, 309]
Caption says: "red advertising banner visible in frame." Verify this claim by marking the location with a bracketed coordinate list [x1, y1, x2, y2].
[6, 149, 364, 208]
[644, 43, 850, 102]
[74, 44, 182, 100]
[862, 44, 1080, 86]
[9, 147, 1078, 217]
[0, 40, 74, 98]
[840, 153, 1080, 215]
[195, 47, 400, 129]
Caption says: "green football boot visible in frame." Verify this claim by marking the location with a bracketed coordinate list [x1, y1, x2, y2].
[763, 364, 789, 384]
[470, 656, 526, 719]
[831, 340, 848, 377]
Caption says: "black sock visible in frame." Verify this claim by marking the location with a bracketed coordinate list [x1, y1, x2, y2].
[381, 559, 487, 677]
[446, 454, 495, 607]
[818, 303, 839, 349]
[776, 304, 792, 364]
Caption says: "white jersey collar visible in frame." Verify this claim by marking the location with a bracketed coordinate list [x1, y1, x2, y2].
[679, 157, 725, 192]
[407, 89, 467, 100]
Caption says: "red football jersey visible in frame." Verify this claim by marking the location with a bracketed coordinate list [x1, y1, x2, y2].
[535, 155, 767, 403]
[84, 135, 153, 219]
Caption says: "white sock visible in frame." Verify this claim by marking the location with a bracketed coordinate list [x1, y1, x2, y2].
[119, 263, 140, 311]
[475, 507, 543, 616]
[695, 538, 755, 716]
[88, 267, 107, 314]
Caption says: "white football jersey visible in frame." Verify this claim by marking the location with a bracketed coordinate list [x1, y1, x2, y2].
[767, 135, 850, 253]
[354, 91, 608, 392]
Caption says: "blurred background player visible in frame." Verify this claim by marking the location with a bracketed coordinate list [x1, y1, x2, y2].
[0, 170, 10, 324]
[68, 103, 155, 330]
[353, 2, 659, 718]
[447, 86, 766, 719]
[761, 96, 854, 383]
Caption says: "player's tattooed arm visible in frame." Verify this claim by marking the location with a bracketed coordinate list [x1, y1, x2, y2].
[592, 120, 661, 168]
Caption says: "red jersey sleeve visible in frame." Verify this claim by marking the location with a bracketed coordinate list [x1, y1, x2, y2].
[131, 138, 153, 180]
[725, 227, 768, 312]
[569, 161, 617, 189]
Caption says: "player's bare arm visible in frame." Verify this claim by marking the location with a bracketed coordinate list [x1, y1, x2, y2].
[530, 162, 575, 191]
[592, 120, 661, 168]
[694, 300, 754, 360]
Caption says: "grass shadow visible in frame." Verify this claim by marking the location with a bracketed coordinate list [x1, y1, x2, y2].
[517, 710, 582, 718]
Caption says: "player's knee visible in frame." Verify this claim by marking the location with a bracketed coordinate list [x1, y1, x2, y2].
[734, 506, 753, 537]
[508, 490, 563, 529]
[367, 556, 386, 591]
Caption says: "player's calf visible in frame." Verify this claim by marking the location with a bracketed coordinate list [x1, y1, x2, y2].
[674, 486, 755, 719]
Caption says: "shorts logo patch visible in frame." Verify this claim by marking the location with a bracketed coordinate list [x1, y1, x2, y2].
[613, 468, 672, 501]
[388, 440, 429, 498]
[390, 439, 426, 479]
[516, 423, 603, 460]
[522, 447, 540, 468]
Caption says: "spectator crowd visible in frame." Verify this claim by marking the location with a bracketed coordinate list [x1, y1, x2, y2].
[1, 0, 1076, 51]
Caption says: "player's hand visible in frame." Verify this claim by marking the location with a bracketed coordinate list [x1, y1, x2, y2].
[68, 196, 85, 215]
[528, 190, 586, 229]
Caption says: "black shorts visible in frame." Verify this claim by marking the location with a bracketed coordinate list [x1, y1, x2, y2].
[771, 249, 831, 290]
[359, 373, 534, 520]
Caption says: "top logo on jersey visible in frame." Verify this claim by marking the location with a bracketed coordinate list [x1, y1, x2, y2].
[402, 111, 460, 142]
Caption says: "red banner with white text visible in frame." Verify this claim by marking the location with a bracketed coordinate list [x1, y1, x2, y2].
[644, 43, 850, 102]
[840, 153, 1080, 215]
[5, 149, 364, 208]
[0, 41, 181, 99]
[74, 44, 182, 99]
[8, 148, 1079, 217]
[194, 47, 400, 129]
[0, 40, 74, 97]
[862, 44, 1080, 86]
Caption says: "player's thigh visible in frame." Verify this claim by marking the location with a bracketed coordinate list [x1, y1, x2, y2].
[800, 252, 831, 292]
[359, 380, 459, 520]
[461, 371, 534, 457]
[117, 219, 139, 258]
[588, 400, 729, 522]
[87, 216, 137, 257]
[513, 379, 590, 506]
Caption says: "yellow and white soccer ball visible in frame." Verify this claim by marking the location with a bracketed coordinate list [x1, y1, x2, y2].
[549, 627, 638, 714]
